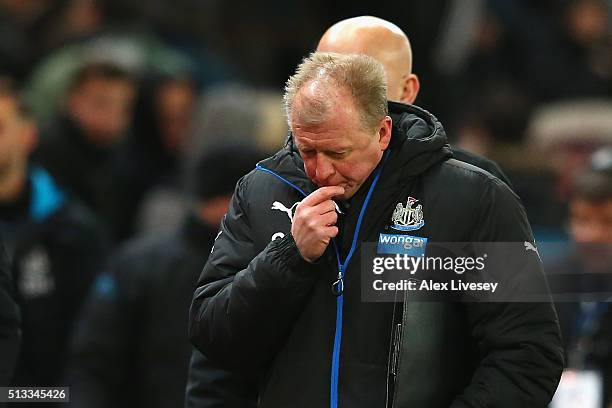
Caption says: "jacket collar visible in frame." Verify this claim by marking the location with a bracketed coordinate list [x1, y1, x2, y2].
[257, 102, 451, 197]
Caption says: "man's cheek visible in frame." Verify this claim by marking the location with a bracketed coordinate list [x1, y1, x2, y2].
[335, 163, 355, 182]
[303, 161, 316, 180]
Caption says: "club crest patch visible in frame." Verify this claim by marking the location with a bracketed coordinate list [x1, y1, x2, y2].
[391, 197, 425, 231]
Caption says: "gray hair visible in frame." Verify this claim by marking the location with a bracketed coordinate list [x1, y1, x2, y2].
[283, 52, 388, 131]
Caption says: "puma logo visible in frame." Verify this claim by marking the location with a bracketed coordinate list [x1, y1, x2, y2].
[271, 201, 300, 223]
[524, 241, 542, 262]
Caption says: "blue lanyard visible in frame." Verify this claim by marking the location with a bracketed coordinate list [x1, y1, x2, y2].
[329, 150, 390, 408]
[330, 149, 390, 297]
[257, 149, 391, 408]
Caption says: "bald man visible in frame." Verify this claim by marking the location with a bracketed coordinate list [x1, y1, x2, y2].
[317, 16, 419, 104]
[317, 16, 512, 187]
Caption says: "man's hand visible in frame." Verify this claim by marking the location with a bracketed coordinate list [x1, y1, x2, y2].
[291, 186, 344, 262]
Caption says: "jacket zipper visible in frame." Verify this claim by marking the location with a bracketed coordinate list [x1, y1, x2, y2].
[390, 323, 402, 376]
[386, 294, 404, 408]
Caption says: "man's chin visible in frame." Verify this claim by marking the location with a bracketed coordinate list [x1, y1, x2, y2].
[313, 181, 358, 200]
[337, 186, 357, 201]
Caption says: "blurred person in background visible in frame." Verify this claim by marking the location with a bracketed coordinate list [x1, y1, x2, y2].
[454, 83, 569, 243]
[565, 147, 612, 274]
[0, 78, 109, 391]
[528, 0, 612, 101]
[21, 0, 230, 125]
[129, 74, 198, 233]
[552, 147, 612, 407]
[137, 83, 286, 235]
[131, 77, 205, 235]
[432, 0, 565, 127]
[0, 0, 62, 81]
[0, 237, 20, 387]
[432, 0, 612, 132]
[33, 61, 139, 241]
[186, 84, 286, 157]
[66, 144, 264, 408]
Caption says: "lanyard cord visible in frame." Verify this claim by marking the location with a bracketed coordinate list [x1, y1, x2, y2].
[331, 149, 391, 296]
[256, 149, 392, 408]
[330, 149, 391, 408]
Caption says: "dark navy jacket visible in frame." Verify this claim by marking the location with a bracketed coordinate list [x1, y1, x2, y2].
[0, 238, 20, 386]
[0, 167, 109, 388]
[189, 104, 563, 407]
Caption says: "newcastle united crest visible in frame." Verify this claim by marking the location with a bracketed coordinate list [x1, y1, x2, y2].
[391, 197, 425, 231]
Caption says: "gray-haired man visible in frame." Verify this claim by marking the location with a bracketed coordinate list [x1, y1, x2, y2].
[189, 53, 562, 407]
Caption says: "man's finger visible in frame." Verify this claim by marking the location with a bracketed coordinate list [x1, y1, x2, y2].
[311, 200, 337, 215]
[319, 211, 338, 227]
[302, 186, 345, 206]
[322, 225, 339, 238]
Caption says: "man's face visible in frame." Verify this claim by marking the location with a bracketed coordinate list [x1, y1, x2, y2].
[156, 81, 195, 153]
[292, 91, 391, 200]
[0, 96, 32, 176]
[569, 198, 612, 271]
[198, 195, 232, 228]
[570, 198, 612, 243]
[67, 78, 135, 147]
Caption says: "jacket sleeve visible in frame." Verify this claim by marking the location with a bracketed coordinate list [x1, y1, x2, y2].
[450, 178, 564, 408]
[189, 176, 320, 372]
[0, 239, 20, 386]
[185, 348, 258, 408]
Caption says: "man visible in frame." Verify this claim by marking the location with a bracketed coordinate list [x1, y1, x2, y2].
[0, 237, 20, 386]
[317, 16, 419, 104]
[317, 15, 511, 186]
[551, 147, 612, 406]
[34, 62, 139, 240]
[66, 145, 263, 408]
[185, 17, 515, 407]
[565, 147, 612, 274]
[0, 78, 109, 389]
[189, 53, 563, 407]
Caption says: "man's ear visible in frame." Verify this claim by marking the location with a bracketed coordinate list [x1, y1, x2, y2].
[378, 116, 392, 150]
[400, 73, 420, 104]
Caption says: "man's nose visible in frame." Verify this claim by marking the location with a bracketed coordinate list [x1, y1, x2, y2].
[315, 154, 335, 182]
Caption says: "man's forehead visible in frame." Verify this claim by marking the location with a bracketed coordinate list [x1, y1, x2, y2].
[572, 199, 612, 212]
[78, 77, 135, 94]
[292, 99, 359, 144]
[293, 85, 358, 122]
[0, 96, 21, 117]
[294, 130, 352, 149]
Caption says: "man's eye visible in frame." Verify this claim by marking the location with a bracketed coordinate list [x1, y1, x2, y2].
[328, 151, 347, 159]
